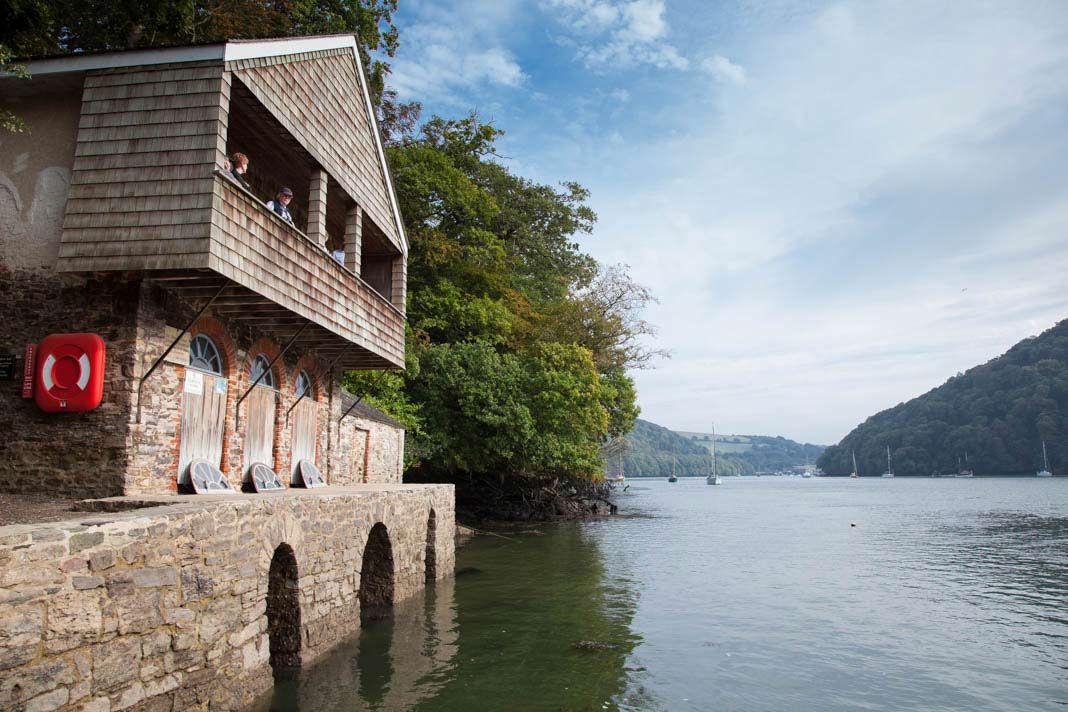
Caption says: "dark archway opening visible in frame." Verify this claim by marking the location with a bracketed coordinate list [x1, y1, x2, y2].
[267, 543, 302, 672]
[425, 509, 437, 584]
[359, 523, 395, 622]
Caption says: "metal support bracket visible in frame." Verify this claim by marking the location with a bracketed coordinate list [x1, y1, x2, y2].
[338, 369, 389, 425]
[285, 346, 351, 421]
[233, 321, 309, 422]
[136, 284, 227, 423]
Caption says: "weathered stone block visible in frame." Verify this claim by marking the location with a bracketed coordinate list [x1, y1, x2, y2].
[0, 601, 44, 671]
[46, 590, 102, 653]
[131, 567, 177, 588]
[61, 556, 89, 573]
[24, 686, 69, 712]
[91, 636, 141, 692]
[180, 566, 214, 602]
[88, 550, 116, 572]
[70, 531, 105, 553]
[78, 696, 112, 712]
[115, 589, 163, 634]
[72, 575, 105, 590]
[112, 681, 144, 710]
[0, 654, 78, 708]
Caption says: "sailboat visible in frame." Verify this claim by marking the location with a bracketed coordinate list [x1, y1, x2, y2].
[881, 446, 895, 478]
[1037, 441, 1053, 477]
[956, 452, 974, 478]
[706, 424, 722, 485]
[668, 445, 678, 483]
[850, 450, 859, 478]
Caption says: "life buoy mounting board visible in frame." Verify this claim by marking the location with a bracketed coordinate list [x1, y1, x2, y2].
[34, 333, 106, 413]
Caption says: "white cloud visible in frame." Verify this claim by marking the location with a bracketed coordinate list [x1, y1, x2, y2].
[389, 3, 527, 105]
[544, 0, 689, 70]
[391, 0, 1068, 445]
[701, 54, 747, 85]
[573, 1, 1068, 442]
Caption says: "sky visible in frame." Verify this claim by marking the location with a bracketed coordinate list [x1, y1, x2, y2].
[384, 0, 1068, 445]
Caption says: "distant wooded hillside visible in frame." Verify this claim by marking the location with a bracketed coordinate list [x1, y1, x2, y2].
[678, 432, 825, 473]
[818, 319, 1068, 476]
[622, 420, 824, 477]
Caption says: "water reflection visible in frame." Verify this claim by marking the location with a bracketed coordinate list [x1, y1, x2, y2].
[410, 525, 645, 711]
[259, 580, 459, 711]
[255, 523, 645, 711]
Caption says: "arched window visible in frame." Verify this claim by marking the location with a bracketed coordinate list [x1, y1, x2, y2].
[249, 354, 276, 388]
[188, 334, 222, 374]
[294, 370, 313, 399]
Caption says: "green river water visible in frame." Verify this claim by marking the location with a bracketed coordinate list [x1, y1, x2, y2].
[254, 477, 1068, 711]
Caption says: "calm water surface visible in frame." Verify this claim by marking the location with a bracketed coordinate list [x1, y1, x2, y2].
[258, 477, 1068, 711]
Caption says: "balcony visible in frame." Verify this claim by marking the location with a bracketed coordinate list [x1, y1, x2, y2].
[54, 50, 407, 370]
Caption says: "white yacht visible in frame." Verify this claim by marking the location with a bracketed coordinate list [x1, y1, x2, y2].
[881, 446, 895, 478]
[706, 423, 722, 486]
[1037, 441, 1053, 477]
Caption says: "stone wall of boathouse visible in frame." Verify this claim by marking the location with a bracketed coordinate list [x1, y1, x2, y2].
[0, 485, 455, 711]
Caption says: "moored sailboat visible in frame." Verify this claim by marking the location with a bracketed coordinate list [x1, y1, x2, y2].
[668, 446, 678, 483]
[1037, 441, 1053, 477]
[881, 446, 895, 478]
[707, 423, 722, 485]
[851, 450, 859, 478]
[956, 452, 974, 478]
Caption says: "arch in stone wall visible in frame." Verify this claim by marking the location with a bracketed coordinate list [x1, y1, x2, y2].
[359, 522, 395, 621]
[267, 542, 302, 672]
[425, 509, 437, 583]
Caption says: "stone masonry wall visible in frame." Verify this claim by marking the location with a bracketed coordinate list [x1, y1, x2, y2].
[127, 288, 405, 495]
[0, 485, 455, 712]
[0, 271, 140, 498]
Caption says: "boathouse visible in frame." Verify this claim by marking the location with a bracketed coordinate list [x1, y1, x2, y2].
[0, 35, 454, 711]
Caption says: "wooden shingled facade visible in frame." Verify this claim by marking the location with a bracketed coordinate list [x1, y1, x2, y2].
[211, 175, 404, 366]
[53, 44, 407, 370]
[227, 48, 404, 255]
[56, 62, 225, 272]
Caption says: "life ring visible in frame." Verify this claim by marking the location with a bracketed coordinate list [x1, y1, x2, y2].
[34, 334, 106, 412]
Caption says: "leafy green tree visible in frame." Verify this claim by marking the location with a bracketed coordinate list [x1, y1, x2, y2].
[406, 342, 609, 478]
[0, 44, 30, 133]
[1, 0, 399, 102]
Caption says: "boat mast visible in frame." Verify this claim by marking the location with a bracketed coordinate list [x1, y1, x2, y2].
[852, 449, 858, 476]
[886, 445, 892, 474]
[712, 423, 718, 477]
[1043, 440, 1049, 471]
[672, 445, 676, 478]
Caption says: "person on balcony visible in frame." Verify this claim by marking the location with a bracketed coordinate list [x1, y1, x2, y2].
[227, 152, 252, 191]
[266, 187, 295, 225]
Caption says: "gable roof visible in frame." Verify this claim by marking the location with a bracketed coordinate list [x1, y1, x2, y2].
[340, 391, 406, 429]
[21, 35, 408, 253]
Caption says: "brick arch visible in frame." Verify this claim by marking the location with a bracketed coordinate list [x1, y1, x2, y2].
[188, 316, 236, 377]
[291, 353, 324, 402]
[243, 336, 288, 393]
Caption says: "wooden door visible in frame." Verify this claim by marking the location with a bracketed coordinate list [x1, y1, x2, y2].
[290, 400, 318, 482]
[178, 369, 227, 483]
[244, 386, 276, 473]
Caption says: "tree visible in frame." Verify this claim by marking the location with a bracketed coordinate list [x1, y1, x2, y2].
[818, 319, 1068, 475]
[0, 45, 29, 133]
[1, 0, 399, 102]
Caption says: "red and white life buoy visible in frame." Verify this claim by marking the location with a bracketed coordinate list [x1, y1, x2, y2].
[34, 334, 106, 412]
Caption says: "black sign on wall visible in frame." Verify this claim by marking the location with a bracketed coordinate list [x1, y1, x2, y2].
[0, 354, 17, 380]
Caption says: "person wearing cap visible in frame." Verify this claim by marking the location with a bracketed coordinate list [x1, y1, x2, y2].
[266, 187, 295, 225]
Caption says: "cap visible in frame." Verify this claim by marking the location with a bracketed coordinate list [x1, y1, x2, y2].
[280, 187, 293, 196]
